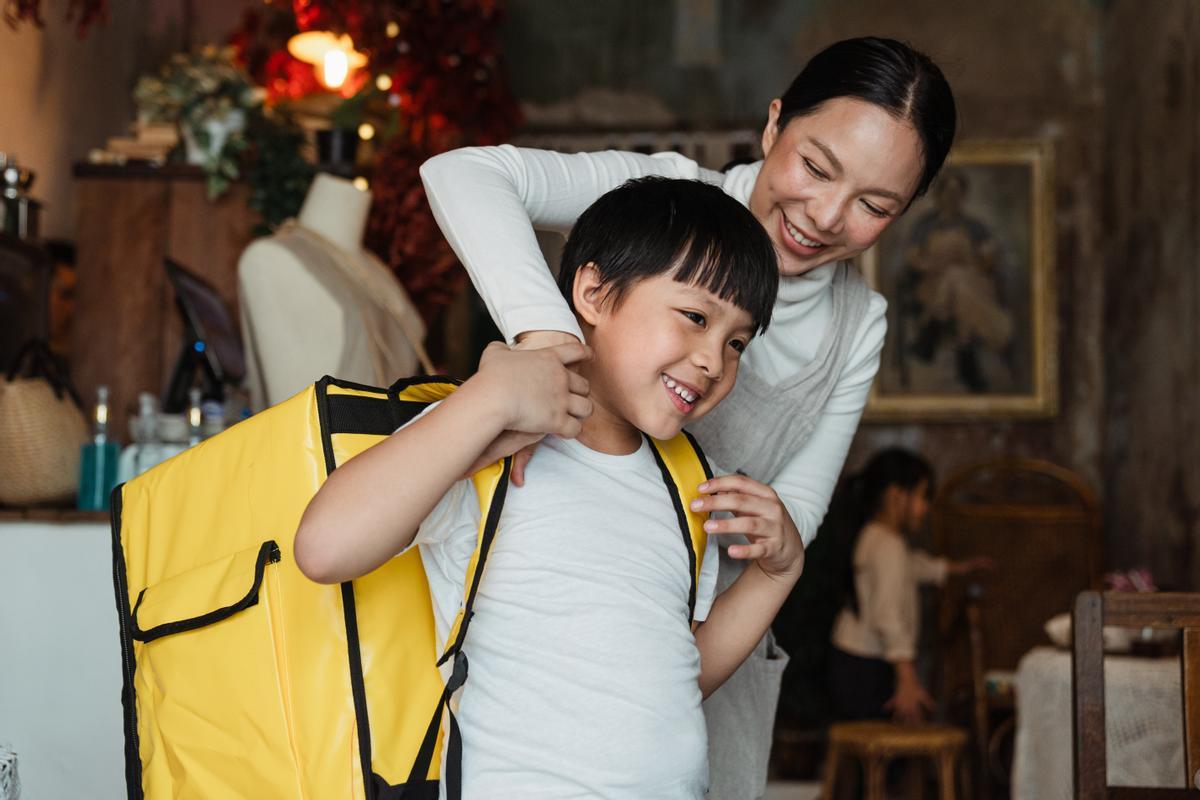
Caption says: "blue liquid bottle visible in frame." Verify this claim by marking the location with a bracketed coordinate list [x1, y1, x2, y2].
[78, 384, 120, 511]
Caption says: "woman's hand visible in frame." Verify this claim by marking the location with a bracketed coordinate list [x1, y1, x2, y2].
[690, 474, 805, 582]
[505, 330, 590, 486]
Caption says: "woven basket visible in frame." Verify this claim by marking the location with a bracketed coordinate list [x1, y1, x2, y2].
[0, 341, 89, 506]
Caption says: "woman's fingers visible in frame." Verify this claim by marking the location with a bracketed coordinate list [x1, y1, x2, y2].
[692, 491, 776, 518]
[697, 474, 778, 500]
[567, 394, 593, 421]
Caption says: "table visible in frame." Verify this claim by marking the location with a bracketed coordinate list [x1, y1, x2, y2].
[1012, 645, 1184, 799]
[0, 520, 125, 799]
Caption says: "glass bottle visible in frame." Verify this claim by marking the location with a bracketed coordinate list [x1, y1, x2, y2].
[77, 384, 121, 510]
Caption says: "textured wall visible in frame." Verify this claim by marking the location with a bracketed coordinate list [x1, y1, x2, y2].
[1101, 1, 1200, 589]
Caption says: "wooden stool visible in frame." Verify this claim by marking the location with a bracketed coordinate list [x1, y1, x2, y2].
[821, 721, 968, 800]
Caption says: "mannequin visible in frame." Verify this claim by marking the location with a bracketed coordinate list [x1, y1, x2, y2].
[238, 173, 430, 411]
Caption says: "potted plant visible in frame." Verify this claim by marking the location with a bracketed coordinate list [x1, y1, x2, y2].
[134, 46, 267, 196]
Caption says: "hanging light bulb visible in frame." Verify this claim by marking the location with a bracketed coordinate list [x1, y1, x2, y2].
[287, 31, 368, 90]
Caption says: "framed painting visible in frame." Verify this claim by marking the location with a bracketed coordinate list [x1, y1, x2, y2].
[858, 139, 1057, 420]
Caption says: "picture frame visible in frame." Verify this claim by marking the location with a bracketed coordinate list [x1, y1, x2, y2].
[858, 139, 1057, 421]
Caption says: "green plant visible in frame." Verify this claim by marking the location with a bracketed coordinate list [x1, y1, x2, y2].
[134, 46, 266, 198]
[243, 110, 315, 235]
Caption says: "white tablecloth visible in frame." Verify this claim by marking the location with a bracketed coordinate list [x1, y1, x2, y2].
[1012, 646, 1184, 799]
[0, 521, 125, 799]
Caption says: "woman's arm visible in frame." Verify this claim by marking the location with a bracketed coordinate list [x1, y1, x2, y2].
[769, 294, 887, 545]
[420, 145, 702, 343]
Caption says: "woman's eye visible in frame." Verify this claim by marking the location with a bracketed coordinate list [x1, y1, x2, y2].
[728, 339, 747, 354]
[681, 310, 706, 327]
[803, 157, 830, 181]
[861, 199, 891, 219]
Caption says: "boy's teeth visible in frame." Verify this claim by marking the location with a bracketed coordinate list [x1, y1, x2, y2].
[662, 374, 696, 403]
[784, 219, 824, 248]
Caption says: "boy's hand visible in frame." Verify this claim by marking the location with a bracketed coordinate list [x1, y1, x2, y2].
[690, 474, 804, 581]
[470, 338, 592, 441]
[506, 331, 588, 486]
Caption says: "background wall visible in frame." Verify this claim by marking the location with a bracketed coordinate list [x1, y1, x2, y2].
[1101, 1, 1200, 589]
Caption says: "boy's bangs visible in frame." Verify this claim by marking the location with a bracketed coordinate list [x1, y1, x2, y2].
[671, 234, 778, 335]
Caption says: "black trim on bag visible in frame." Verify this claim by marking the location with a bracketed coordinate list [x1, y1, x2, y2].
[341, 581, 375, 800]
[438, 456, 511, 666]
[129, 541, 281, 643]
[110, 483, 144, 800]
[681, 429, 714, 482]
[645, 435, 699, 622]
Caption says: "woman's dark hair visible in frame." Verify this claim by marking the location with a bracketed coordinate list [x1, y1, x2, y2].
[558, 176, 779, 335]
[837, 447, 935, 615]
[777, 36, 957, 200]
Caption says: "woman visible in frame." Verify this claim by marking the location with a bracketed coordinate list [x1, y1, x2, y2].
[828, 449, 993, 727]
[420, 36, 957, 800]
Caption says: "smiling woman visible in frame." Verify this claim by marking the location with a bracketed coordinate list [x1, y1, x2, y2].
[419, 36, 956, 800]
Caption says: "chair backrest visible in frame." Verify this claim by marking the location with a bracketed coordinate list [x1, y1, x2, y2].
[1071, 591, 1200, 799]
[934, 459, 1102, 672]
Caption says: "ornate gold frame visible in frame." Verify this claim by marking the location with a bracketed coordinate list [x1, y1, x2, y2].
[859, 139, 1057, 421]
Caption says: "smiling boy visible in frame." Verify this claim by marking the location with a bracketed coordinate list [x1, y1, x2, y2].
[295, 177, 805, 798]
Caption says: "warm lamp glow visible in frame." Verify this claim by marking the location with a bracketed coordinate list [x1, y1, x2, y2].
[287, 31, 367, 90]
[323, 50, 349, 89]
[358, 123, 375, 141]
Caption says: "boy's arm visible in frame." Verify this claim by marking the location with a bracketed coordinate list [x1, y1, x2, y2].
[690, 474, 804, 698]
[294, 342, 591, 584]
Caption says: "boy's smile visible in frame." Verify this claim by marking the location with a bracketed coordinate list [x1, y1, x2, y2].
[573, 267, 755, 454]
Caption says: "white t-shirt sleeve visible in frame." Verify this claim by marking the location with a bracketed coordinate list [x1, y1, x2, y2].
[692, 534, 720, 622]
[770, 292, 887, 546]
[419, 145, 702, 344]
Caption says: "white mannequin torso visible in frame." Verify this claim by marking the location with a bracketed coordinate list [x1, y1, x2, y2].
[238, 173, 426, 410]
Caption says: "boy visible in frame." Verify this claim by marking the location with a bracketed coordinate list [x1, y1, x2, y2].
[295, 177, 805, 798]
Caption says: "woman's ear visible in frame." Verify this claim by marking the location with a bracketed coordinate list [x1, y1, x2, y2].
[761, 99, 783, 158]
[572, 263, 607, 326]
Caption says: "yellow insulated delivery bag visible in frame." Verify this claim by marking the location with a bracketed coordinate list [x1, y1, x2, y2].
[110, 375, 712, 799]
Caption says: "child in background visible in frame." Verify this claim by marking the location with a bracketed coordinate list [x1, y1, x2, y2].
[295, 177, 804, 798]
[829, 448, 991, 724]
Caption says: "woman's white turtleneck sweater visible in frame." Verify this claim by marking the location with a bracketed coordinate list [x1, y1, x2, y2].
[420, 145, 887, 545]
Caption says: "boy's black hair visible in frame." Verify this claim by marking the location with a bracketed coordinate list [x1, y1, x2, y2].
[557, 176, 779, 335]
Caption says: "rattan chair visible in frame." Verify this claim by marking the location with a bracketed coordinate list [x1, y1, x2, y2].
[933, 459, 1102, 797]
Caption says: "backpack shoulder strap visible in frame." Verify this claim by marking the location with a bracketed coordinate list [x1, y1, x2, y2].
[645, 430, 713, 622]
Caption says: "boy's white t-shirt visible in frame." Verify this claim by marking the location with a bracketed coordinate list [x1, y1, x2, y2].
[410, 431, 719, 799]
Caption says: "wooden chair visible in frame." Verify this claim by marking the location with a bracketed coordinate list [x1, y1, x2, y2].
[1072, 591, 1200, 799]
[933, 459, 1102, 797]
[821, 721, 967, 800]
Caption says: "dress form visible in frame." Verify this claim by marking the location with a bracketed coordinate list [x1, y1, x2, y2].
[238, 173, 427, 411]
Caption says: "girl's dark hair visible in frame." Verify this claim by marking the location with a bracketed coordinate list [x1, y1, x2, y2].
[777, 36, 957, 200]
[838, 447, 935, 615]
[558, 176, 779, 335]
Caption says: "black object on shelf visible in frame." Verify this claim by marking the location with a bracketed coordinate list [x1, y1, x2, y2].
[162, 258, 245, 413]
[315, 128, 360, 177]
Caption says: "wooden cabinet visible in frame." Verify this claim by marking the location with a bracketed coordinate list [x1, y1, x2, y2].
[71, 164, 258, 442]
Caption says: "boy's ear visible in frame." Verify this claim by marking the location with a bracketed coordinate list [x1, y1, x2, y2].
[572, 263, 607, 326]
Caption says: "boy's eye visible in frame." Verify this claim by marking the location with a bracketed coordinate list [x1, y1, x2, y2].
[728, 339, 747, 354]
[803, 157, 830, 181]
[681, 310, 706, 327]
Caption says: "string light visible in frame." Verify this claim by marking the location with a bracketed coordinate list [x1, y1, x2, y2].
[358, 123, 375, 141]
[352, 176, 370, 191]
[375, 74, 393, 91]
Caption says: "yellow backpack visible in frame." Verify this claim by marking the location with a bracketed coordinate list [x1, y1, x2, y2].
[111, 375, 712, 799]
